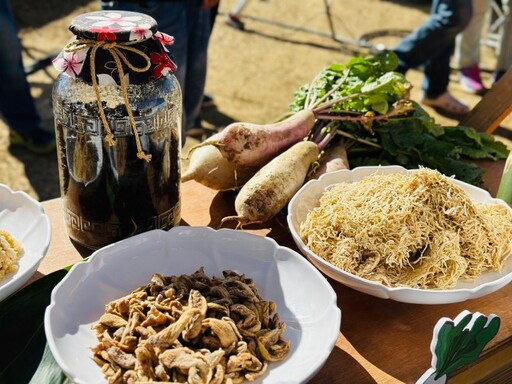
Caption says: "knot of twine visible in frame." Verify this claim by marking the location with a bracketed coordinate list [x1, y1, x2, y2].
[64, 38, 153, 162]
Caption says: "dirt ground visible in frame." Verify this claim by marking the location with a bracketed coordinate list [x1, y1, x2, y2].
[1, 0, 510, 201]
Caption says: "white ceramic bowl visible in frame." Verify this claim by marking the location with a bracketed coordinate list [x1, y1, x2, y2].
[45, 226, 341, 384]
[0, 184, 51, 302]
[287, 165, 512, 304]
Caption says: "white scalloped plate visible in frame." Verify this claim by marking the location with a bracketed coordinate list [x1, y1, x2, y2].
[287, 165, 512, 304]
[0, 184, 51, 302]
[45, 227, 341, 384]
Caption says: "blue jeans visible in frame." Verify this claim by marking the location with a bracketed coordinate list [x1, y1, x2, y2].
[0, 0, 41, 137]
[393, 0, 472, 98]
[101, 1, 212, 136]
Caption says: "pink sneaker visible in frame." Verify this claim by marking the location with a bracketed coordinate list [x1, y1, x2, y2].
[459, 64, 486, 94]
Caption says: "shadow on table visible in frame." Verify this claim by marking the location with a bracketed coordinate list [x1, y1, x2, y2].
[310, 346, 386, 384]
[206, 190, 298, 250]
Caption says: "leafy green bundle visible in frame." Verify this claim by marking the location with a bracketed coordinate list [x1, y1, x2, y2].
[290, 51, 508, 186]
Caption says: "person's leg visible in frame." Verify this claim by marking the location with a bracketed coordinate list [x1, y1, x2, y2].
[495, 0, 512, 79]
[453, 0, 489, 93]
[393, 0, 472, 72]
[231, 0, 249, 15]
[183, 7, 211, 133]
[454, 0, 489, 68]
[226, 0, 249, 30]
[202, 0, 220, 111]
[134, 2, 211, 135]
[422, 0, 473, 99]
[0, 0, 54, 152]
[422, 49, 455, 99]
[210, 1, 220, 30]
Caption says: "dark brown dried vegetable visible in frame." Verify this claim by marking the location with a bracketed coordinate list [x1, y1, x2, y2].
[91, 268, 290, 384]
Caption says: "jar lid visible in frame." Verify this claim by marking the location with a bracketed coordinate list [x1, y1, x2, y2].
[69, 11, 158, 43]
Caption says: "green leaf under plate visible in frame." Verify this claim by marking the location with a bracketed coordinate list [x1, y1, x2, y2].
[0, 269, 68, 383]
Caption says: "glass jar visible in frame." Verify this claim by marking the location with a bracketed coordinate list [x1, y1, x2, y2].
[52, 11, 182, 249]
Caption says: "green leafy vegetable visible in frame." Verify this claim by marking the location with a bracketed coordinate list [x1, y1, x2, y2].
[291, 50, 410, 115]
[290, 51, 509, 186]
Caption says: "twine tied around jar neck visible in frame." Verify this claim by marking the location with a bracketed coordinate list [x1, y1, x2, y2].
[64, 38, 153, 162]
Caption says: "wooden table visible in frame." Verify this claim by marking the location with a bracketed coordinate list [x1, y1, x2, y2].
[32, 160, 512, 384]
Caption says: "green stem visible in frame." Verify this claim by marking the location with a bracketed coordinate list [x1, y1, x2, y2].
[313, 91, 363, 115]
[305, 66, 331, 110]
[310, 68, 351, 110]
[319, 109, 362, 115]
[317, 99, 414, 122]
[335, 129, 382, 148]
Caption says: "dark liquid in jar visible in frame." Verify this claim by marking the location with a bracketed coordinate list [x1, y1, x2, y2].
[54, 100, 181, 249]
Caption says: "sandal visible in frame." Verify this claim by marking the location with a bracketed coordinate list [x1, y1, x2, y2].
[421, 92, 470, 118]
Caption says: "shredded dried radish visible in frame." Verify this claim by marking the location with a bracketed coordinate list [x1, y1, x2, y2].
[299, 168, 512, 289]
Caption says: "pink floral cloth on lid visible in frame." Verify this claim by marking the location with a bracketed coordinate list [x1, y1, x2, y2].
[53, 11, 177, 85]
